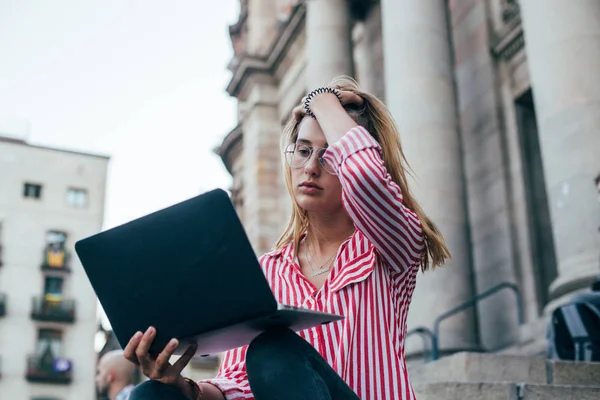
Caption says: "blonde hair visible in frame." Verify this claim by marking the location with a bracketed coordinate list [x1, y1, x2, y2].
[274, 76, 451, 271]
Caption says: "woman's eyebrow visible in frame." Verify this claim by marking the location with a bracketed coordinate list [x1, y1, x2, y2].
[296, 138, 329, 147]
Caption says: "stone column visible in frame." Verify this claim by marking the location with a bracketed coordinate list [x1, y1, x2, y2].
[352, 2, 385, 100]
[241, 81, 285, 255]
[381, 0, 477, 354]
[306, 0, 354, 88]
[247, 0, 278, 55]
[520, 0, 600, 301]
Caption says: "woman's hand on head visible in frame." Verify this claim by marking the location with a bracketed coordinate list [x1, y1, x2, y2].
[293, 89, 364, 122]
[337, 90, 364, 108]
[123, 327, 197, 386]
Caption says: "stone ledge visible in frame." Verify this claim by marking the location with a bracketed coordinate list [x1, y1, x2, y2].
[412, 382, 515, 400]
[409, 352, 546, 385]
[413, 382, 600, 400]
[410, 352, 600, 387]
[548, 360, 600, 387]
[518, 383, 600, 400]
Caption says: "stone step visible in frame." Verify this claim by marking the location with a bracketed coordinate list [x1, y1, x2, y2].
[518, 384, 600, 400]
[413, 382, 600, 400]
[408, 351, 600, 387]
[412, 382, 513, 400]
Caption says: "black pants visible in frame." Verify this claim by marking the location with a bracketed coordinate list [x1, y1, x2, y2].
[129, 327, 359, 400]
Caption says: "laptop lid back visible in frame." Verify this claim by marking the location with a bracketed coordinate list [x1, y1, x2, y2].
[75, 188, 277, 354]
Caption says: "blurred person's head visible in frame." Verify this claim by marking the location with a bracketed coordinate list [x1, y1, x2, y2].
[275, 76, 451, 271]
[96, 350, 136, 400]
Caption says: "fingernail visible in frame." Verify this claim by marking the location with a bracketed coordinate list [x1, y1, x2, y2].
[146, 327, 154, 335]
[170, 339, 178, 348]
[134, 331, 142, 339]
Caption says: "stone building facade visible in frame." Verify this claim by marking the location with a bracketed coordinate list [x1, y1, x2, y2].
[216, 0, 600, 359]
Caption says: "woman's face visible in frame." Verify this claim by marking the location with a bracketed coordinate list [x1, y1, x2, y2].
[289, 117, 344, 214]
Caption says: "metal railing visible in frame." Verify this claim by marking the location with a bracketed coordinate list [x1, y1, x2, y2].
[26, 355, 73, 384]
[431, 281, 524, 360]
[31, 297, 76, 323]
[405, 326, 435, 361]
[40, 249, 71, 272]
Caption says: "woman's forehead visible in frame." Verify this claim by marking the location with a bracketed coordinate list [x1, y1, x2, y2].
[297, 118, 327, 145]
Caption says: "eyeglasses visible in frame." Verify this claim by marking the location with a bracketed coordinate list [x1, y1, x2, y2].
[284, 143, 336, 175]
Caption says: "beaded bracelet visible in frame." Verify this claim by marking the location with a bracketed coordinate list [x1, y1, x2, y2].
[303, 87, 343, 119]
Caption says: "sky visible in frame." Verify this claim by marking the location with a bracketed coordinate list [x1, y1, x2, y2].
[0, 0, 241, 343]
[0, 0, 239, 230]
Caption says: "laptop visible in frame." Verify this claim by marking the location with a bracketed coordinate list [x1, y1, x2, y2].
[75, 188, 344, 356]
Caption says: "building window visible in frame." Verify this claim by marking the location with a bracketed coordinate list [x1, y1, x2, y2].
[23, 183, 43, 199]
[43, 231, 68, 270]
[66, 188, 88, 208]
[516, 89, 557, 311]
[44, 276, 64, 300]
[27, 328, 73, 384]
[37, 328, 63, 365]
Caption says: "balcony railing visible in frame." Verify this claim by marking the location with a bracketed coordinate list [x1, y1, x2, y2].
[26, 355, 73, 384]
[31, 297, 76, 323]
[0, 293, 6, 317]
[40, 249, 71, 272]
[41, 262, 71, 272]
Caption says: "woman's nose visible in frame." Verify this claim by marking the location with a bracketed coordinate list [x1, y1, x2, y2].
[303, 152, 321, 174]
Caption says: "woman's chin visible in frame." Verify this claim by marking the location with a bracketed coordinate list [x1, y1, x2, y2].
[296, 195, 325, 212]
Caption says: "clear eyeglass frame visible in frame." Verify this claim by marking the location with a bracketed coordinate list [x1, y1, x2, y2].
[283, 143, 337, 175]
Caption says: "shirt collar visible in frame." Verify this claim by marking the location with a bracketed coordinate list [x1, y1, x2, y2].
[115, 384, 135, 400]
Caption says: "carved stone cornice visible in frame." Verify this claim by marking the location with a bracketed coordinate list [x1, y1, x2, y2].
[491, 0, 524, 61]
[229, 0, 248, 37]
[501, 0, 520, 24]
[226, 2, 306, 98]
[214, 123, 242, 174]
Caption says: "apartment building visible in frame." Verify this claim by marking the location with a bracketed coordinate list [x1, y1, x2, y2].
[0, 135, 109, 399]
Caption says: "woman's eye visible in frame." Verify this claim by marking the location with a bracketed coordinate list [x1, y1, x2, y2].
[297, 148, 311, 156]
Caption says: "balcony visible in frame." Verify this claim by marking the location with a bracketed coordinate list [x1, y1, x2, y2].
[26, 355, 73, 384]
[40, 249, 71, 273]
[31, 296, 75, 323]
[0, 293, 6, 317]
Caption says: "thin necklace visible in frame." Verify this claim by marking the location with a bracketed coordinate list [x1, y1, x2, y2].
[306, 238, 337, 277]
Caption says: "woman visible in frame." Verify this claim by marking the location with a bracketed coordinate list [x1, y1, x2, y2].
[124, 77, 451, 400]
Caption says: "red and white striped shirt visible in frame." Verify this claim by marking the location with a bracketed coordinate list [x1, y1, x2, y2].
[203, 126, 425, 399]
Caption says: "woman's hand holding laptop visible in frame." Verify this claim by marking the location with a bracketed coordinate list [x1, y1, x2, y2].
[123, 326, 199, 398]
